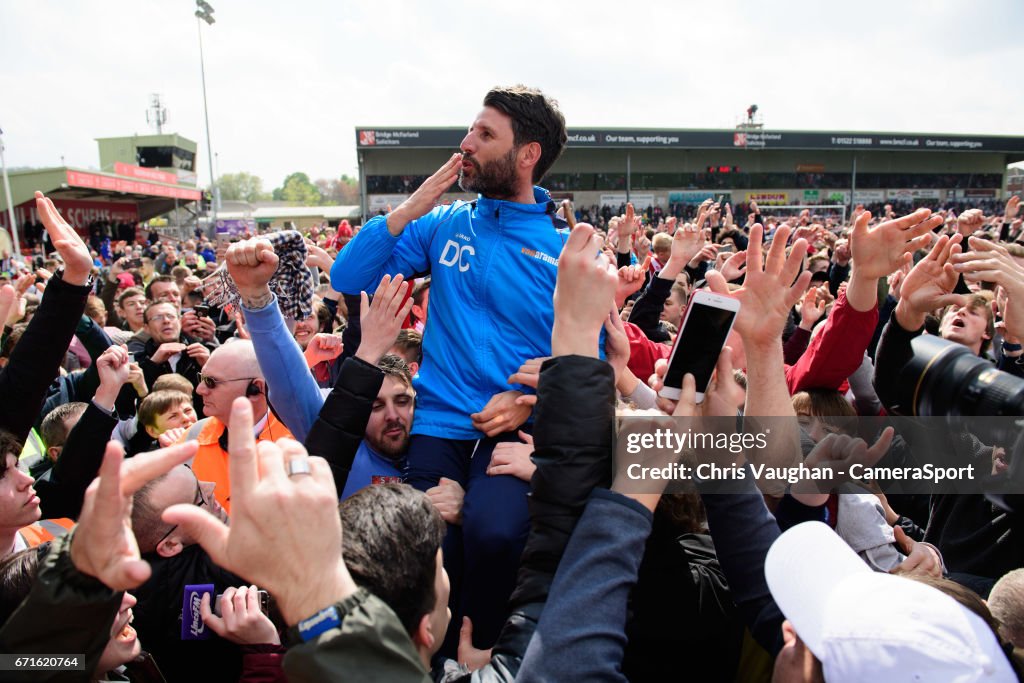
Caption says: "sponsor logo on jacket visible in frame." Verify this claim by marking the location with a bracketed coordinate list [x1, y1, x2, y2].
[440, 240, 475, 272]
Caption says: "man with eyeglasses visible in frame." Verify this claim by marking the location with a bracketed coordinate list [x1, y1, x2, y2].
[183, 340, 293, 512]
[130, 302, 218, 411]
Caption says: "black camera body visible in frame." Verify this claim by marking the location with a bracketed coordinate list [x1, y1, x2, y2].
[896, 335, 1024, 511]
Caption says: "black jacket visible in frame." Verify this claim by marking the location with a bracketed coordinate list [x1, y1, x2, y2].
[0, 275, 90, 443]
[304, 356, 384, 494]
[129, 333, 213, 415]
[131, 545, 246, 683]
[623, 521, 742, 682]
[629, 276, 674, 344]
[36, 402, 117, 519]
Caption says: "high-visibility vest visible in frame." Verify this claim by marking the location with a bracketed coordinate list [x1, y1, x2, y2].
[18, 428, 47, 474]
[183, 413, 293, 513]
[18, 518, 75, 547]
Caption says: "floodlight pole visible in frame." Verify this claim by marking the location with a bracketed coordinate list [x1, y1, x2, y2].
[0, 128, 21, 258]
[196, 4, 217, 234]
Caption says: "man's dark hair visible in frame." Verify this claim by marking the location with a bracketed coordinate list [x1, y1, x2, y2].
[40, 402, 88, 450]
[0, 430, 23, 460]
[378, 353, 413, 388]
[391, 330, 423, 365]
[483, 85, 567, 183]
[116, 286, 145, 309]
[339, 484, 446, 635]
[145, 275, 176, 302]
[0, 545, 44, 625]
[131, 472, 174, 553]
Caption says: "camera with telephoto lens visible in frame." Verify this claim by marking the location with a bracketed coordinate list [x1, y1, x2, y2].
[894, 335, 1024, 421]
[895, 334, 1024, 510]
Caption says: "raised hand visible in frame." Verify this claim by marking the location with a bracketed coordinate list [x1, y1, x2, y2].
[615, 264, 646, 308]
[71, 440, 198, 590]
[895, 233, 966, 331]
[354, 274, 412, 364]
[789, 428, 894, 507]
[96, 344, 132, 388]
[952, 237, 1024, 340]
[669, 223, 706, 269]
[798, 287, 827, 330]
[388, 154, 461, 236]
[552, 223, 618, 357]
[0, 285, 19, 330]
[604, 306, 631, 385]
[705, 224, 810, 349]
[304, 241, 335, 271]
[226, 238, 279, 308]
[304, 333, 344, 367]
[717, 250, 748, 282]
[35, 191, 92, 285]
[1005, 195, 1021, 223]
[849, 208, 941, 280]
[956, 208, 985, 236]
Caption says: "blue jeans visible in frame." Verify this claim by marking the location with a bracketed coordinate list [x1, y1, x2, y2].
[406, 431, 531, 654]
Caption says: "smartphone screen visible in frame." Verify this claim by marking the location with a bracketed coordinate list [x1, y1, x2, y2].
[664, 300, 737, 394]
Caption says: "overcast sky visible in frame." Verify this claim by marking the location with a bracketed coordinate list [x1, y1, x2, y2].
[3, 0, 1022, 190]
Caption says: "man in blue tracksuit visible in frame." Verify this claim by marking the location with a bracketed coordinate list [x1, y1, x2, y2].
[331, 85, 568, 653]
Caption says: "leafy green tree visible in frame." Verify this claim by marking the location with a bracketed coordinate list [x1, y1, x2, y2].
[273, 172, 322, 206]
[314, 174, 360, 205]
[215, 172, 269, 202]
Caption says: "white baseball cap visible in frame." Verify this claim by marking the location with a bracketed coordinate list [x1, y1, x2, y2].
[765, 522, 1015, 683]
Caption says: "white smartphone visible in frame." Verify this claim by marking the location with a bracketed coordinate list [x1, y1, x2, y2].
[659, 290, 741, 403]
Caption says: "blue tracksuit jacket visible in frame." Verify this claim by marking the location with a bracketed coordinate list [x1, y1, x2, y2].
[331, 187, 568, 440]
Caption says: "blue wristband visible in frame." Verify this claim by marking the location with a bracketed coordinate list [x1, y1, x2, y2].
[297, 605, 342, 642]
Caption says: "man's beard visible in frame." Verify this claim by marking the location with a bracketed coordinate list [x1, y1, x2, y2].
[372, 422, 410, 460]
[458, 147, 519, 199]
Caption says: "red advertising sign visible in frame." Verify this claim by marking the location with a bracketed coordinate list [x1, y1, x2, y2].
[0, 198, 138, 236]
[114, 162, 179, 185]
[66, 170, 201, 200]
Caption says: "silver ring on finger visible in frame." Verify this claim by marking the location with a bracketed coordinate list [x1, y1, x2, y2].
[287, 458, 312, 477]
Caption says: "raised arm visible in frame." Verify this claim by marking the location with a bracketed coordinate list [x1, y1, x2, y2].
[0, 193, 93, 442]
[227, 238, 326, 441]
[303, 274, 412, 494]
[331, 156, 461, 294]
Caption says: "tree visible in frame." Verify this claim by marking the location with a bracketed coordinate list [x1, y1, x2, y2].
[216, 172, 269, 202]
[313, 174, 360, 205]
[273, 172, 322, 206]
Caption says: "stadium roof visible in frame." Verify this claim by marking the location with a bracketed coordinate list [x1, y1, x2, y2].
[356, 127, 1024, 154]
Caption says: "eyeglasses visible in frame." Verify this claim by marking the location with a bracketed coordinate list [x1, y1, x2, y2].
[156, 470, 207, 548]
[147, 313, 179, 323]
[198, 374, 258, 390]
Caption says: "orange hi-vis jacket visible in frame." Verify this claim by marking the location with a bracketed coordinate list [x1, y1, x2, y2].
[18, 518, 74, 547]
[184, 412, 293, 513]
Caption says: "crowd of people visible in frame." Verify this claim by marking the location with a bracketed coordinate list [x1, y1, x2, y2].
[0, 84, 1023, 682]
